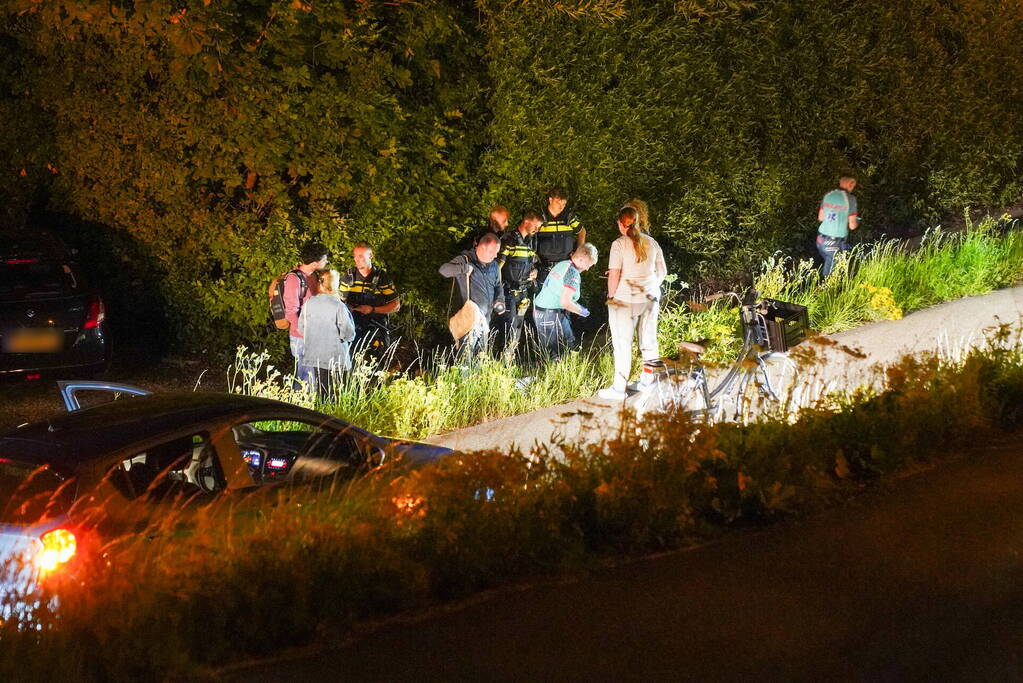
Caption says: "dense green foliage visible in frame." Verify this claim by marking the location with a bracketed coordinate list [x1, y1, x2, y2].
[4, 339, 1023, 680]
[481, 0, 1023, 275]
[2, 0, 1022, 350]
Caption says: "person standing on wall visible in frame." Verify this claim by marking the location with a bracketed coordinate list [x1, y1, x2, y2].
[532, 243, 598, 359]
[816, 175, 859, 277]
[299, 269, 356, 397]
[285, 241, 329, 388]
[439, 232, 505, 359]
[498, 210, 543, 358]
[599, 205, 667, 401]
[536, 187, 586, 286]
[338, 242, 400, 362]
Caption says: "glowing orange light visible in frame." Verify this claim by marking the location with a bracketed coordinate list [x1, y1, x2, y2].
[392, 494, 425, 515]
[38, 529, 77, 574]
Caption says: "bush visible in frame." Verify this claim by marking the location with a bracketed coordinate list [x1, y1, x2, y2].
[5, 333, 1023, 681]
[3, 1, 1023, 351]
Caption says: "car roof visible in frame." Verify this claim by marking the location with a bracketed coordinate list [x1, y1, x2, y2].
[1, 392, 348, 467]
[0, 230, 69, 261]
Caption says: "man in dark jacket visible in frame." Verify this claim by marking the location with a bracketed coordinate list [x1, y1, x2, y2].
[536, 187, 586, 286]
[498, 210, 542, 357]
[439, 233, 504, 358]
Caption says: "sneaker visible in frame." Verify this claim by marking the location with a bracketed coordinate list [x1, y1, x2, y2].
[627, 381, 652, 393]
[597, 387, 628, 401]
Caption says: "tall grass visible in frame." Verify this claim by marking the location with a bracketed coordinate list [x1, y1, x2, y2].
[230, 219, 1023, 439]
[5, 333, 1023, 681]
[229, 339, 614, 440]
[754, 217, 1023, 333]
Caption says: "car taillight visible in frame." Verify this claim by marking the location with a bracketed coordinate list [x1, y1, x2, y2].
[37, 528, 77, 574]
[83, 296, 105, 330]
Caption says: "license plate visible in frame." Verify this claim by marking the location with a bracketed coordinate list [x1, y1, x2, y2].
[4, 328, 63, 353]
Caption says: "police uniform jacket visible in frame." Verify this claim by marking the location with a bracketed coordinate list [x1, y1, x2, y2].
[498, 229, 537, 289]
[338, 266, 398, 332]
[536, 206, 581, 266]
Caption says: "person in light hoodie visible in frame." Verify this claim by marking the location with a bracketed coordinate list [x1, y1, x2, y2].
[298, 269, 356, 397]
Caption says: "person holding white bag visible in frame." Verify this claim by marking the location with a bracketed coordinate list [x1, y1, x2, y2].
[439, 233, 504, 358]
[598, 203, 667, 401]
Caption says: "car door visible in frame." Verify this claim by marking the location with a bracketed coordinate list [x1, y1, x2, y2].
[57, 380, 150, 412]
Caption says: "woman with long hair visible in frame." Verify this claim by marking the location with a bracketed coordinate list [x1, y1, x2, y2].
[298, 268, 356, 396]
[598, 204, 667, 400]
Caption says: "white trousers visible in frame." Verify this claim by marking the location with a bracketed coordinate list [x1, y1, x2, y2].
[608, 299, 660, 392]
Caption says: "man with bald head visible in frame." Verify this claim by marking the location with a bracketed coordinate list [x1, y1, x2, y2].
[440, 232, 505, 358]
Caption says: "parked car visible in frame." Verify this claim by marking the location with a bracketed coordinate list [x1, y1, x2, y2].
[0, 382, 452, 600]
[0, 231, 109, 379]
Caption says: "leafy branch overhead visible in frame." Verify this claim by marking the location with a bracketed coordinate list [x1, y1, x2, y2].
[1, 0, 1021, 352]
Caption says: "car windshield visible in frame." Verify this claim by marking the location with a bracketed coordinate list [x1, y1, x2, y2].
[0, 460, 74, 525]
[0, 261, 77, 300]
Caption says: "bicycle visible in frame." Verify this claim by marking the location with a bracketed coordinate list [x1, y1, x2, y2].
[634, 292, 801, 422]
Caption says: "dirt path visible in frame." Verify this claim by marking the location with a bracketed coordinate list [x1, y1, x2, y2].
[424, 286, 1023, 453]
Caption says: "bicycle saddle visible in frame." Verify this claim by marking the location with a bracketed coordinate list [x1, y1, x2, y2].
[678, 340, 708, 356]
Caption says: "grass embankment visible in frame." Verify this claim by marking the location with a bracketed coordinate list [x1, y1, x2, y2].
[229, 344, 614, 439]
[659, 217, 1023, 364]
[231, 218, 1023, 439]
[4, 335, 1023, 681]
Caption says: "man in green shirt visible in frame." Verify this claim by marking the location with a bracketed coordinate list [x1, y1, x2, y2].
[816, 175, 859, 277]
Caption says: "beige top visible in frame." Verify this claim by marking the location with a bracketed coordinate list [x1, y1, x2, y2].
[608, 233, 667, 303]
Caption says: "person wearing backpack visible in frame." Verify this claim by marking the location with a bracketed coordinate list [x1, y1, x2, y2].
[278, 241, 329, 388]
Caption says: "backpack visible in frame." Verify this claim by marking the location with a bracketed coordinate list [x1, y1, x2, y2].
[268, 269, 308, 330]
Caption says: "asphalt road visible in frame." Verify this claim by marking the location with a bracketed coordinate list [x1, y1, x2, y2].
[234, 441, 1023, 682]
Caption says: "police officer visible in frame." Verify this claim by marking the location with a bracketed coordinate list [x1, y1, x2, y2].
[338, 242, 401, 360]
[536, 187, 586, 286]
[498, 210, 543, 357]
[458, 205, 510, 252]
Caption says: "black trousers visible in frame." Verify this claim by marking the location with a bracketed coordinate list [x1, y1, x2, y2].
[353, 323, 391, 362]
[501, 285, 532, 353]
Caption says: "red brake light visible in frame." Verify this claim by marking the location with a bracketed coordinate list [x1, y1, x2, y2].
[83, 296, 105, 330]
[38, 528, 77, 574]
[4, 258, 38, 265]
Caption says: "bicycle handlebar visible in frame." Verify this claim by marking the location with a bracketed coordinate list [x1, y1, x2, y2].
[706, 290, 762, 307]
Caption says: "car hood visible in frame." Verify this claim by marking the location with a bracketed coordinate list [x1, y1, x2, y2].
[376, 438, 452, 466]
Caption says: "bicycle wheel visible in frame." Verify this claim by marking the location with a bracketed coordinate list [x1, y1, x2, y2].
[721, 353, 798, 422]
[633, 370, 709, 419]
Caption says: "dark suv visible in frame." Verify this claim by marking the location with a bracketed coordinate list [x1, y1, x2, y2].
[0, 231, 109, 378]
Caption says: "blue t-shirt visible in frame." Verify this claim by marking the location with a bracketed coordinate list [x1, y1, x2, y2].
[534, 260, 580, 309]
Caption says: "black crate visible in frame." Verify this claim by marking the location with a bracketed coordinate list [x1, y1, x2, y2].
[761, 299, 809, 352]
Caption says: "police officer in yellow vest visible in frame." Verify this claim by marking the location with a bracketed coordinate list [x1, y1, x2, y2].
[536, 186, 586, 286]
[338, 242, 400, 360]
[497, 210, 543, 357]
